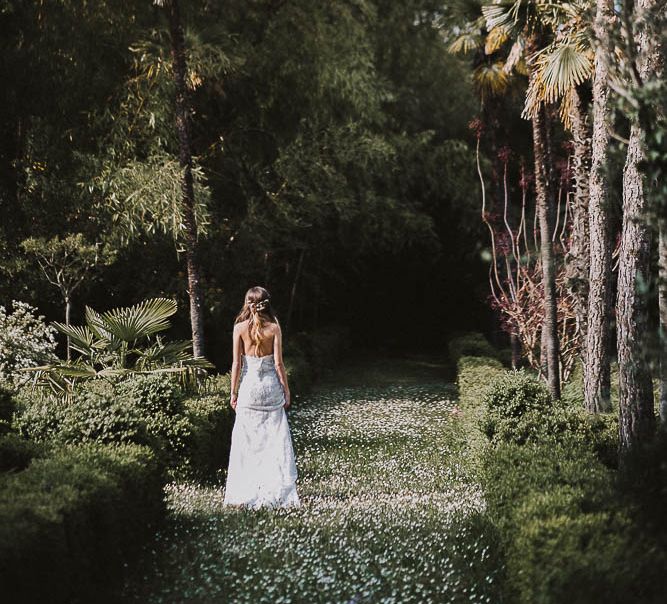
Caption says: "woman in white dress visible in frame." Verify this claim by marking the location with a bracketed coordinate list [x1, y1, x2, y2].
[223, 286, 301, 509]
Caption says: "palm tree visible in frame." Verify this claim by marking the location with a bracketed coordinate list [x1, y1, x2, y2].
[481, 0, 568, 398]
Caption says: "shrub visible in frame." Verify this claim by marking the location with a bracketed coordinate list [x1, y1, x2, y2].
[0, 442, 164, 604]
[448, 332, 499, 364]
[14, 375, 193, 463]
[481, 439, 665, 603]
[480, 370, 595, 447]
[456, 355, 504, 412]
[289, 324, 350, 382]
[182, 390, 235, 480]
[0, 433, 44, 473]
[115, 374, 192, 463]
[480, 441, 615, 531]
[0, 301, 58, 387]
[460, 350, 666, 603]
[284, 353, 314, 397]
[15, 387, 149, 447]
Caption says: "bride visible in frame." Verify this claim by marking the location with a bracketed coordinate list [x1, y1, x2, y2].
[223, 286, 301, 509]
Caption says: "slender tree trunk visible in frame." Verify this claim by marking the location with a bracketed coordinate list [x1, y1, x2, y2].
[532, 102, 561, 399]
[566, 86, 591, 345]
[65, 295, 71, 361]
[617, 0, 662, 452]
[585, 0, 614, 413]
[659, 223, 667, 422]
[166, 0, 206, 358]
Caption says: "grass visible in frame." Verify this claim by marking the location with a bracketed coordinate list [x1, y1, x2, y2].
[121, 355, 503, 603]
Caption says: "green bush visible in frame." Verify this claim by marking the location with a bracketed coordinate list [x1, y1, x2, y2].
[457, 349, 667, 603]
[0, 386, 15, 434]
[0, 442, 164, 604]
[289, 324, 350, 382]
[480, 370, 600, 447]
[480, 441, 615, 531]
[15, 375, 192, 464]
[115, 374, 192, 463]
[0, 433, 44, 473]
[481, 439, 665, 603]
[456, 355, 504, 412]
[15, 387, 149, 446]
[180, 374, 235, 480]
[448, 332, 499, 365]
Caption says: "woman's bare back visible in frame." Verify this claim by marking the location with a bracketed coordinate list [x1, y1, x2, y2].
[237, 319, 278, 356]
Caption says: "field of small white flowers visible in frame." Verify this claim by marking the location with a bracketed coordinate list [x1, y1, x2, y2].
[123, 358, 504, 603]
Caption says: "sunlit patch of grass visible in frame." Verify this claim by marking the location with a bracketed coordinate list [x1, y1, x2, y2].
[122, 376, 503, 603]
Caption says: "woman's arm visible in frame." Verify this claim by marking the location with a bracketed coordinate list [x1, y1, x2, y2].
[230, 323, 243, 409]
[273, 322, 291, 409]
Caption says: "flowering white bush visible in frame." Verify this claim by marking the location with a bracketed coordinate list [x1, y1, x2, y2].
[0, 301, 58, 387]
[124, 377, 502, 603]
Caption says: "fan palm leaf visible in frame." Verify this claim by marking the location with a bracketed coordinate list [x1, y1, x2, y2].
[484, 25, 510, 54]
[448, 29, 483, 54]
[474, 62, 511, 98]
[99, 297, 177, 342]
[539, 43, 592, 102]
[523, 41, 592, 119]
[135, 339, 195, 369]
[52, 323, 96, 357]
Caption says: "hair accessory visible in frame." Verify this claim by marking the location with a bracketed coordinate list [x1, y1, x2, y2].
[250, 299, 269, 312]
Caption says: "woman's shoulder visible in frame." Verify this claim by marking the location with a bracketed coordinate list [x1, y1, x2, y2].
[234, 319, 249, 331]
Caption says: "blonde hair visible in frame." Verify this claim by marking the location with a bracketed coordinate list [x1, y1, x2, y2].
[234, 286, 278, 355]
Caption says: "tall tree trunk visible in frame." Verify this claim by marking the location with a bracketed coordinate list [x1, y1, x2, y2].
[617, 0, 662, 452]
[166, 0, 206, 358]
[532, 102, 561, 399]
[585, 0, 614, 413]
[618, 123, 655, 449]
[659, 224, 667, 422]
[566, 86, 591, 346]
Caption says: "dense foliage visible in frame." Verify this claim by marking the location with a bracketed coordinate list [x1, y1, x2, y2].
[455, 333, 667, 603]
[0, 0, 489, 366]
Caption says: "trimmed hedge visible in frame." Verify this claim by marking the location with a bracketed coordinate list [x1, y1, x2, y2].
[0, 442, 164, 604]
[455, 336, 666, 604]
[180, 373, 235, 480]
[449, 332, 500, 365]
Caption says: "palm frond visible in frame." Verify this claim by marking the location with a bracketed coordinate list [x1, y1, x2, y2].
[100, 297, 177, 342]
[448, 31, 483, 54]
[52, 323, 96, 356]
[482, 1, 523, 31]
[539, 43, 592, 102]
[474, 62, 511, 99]
[484, 25, 510, 54]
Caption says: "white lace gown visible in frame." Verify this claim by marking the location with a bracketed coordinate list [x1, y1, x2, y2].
[223, 353, 300, 509]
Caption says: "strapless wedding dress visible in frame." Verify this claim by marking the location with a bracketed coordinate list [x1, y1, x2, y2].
[223, 353, 300, 509]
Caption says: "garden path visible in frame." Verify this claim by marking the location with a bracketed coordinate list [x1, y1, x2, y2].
[122, 353, 502, 603]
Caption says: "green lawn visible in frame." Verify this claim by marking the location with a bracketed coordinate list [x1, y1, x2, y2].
[122, 355, 503, 603]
